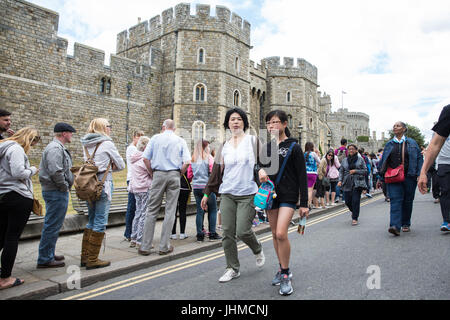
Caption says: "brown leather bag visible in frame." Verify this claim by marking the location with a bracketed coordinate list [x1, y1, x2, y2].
[70, 143, 111, 203]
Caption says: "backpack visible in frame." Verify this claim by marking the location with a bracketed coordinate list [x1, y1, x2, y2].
[254, 179, 276, 212]
[70, 143, 111, 203]
[337, 148, 346, 163]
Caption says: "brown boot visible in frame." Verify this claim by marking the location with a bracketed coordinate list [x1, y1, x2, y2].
[80, 228, 92, 267]
[86, 231, 111, 270]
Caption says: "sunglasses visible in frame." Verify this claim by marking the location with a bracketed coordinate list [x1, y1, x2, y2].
[33, 136, 40, 143]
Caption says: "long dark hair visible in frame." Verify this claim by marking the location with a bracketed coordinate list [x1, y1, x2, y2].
[326, 148, 335, 166]
[304, 141, 314, 160]
[265, 109, 291, 137]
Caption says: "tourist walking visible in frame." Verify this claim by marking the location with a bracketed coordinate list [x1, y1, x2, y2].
[378, 121, 423, 236]
[418, 104, 450, 231]
[128, 136, 151, 248]
[338, 144, 368, 226]
[37, 123, 76, 268]
[0, 127, 40, 289]
[80, 118, 125, 269]
[258, 110, 308, 296]
[304, 142, 320, 209]
[138, 119, 191, 256]
[124, 130, 144, 241]
[188, 140, 221, 242]
[323, 149, 341, 206]
[334, 139, 348, 202]
[201, 107, 264, 283]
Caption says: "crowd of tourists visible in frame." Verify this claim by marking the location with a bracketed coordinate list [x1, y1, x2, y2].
[0, 104, 448, 295]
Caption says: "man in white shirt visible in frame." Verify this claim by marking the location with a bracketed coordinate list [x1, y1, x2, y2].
[138, 120, 191, 255]
[124, 130, 144, 241]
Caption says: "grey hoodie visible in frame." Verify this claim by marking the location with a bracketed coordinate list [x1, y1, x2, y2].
[80, 133, 125, 181]
[0, 141, 37, 199]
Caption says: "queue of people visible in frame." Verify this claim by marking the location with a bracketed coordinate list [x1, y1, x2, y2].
[1, 104, 449, 294]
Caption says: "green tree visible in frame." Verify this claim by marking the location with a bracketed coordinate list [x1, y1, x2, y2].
[385, 123, 425, 147]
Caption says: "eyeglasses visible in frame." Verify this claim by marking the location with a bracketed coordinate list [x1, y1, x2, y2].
[266, 120, 282, 126]
[327, 154, 333, 157]
[106, 125, 112, 128]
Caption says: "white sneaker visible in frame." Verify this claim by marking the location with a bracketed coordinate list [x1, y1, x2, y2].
[219, 268, 240, 282]
[179, 233, 188, 240]
[255, 249, 265, 267]
[170, 234, 177, 240]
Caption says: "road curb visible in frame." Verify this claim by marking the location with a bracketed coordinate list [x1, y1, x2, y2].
[7, 192, 383, 300]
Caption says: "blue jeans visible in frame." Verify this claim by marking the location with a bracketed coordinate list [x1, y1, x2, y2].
[386, 176, 417, 230]
[336, 185, 345, 201]
[194, 189, 217, 237]
[124, 181, 136, 239]
[86, 181, 113, 233]
[37, 190, 69, 264]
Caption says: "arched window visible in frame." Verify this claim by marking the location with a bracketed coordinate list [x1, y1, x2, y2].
[233, 90, 240, 107]
[235, 57, 240, 73]
[193, 83, 207, 102]
[287, 91, 291, 103]
[106, 79, 111, 94]
[192, 120, 206, 143]
[100, 77, 106, 93]
[288, 114, 293, 128]
[198, 48, 205, 64]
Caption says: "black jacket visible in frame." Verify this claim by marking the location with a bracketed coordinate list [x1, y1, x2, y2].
[259, 137, 308, 207]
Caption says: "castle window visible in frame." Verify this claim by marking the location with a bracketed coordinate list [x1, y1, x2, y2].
[287, 91, 291, 103]
[288, 114, 293, 128]
[235, 57, 240, 74]
[192, 120, 206, 143]
[99, 77, 111, 95]
[106, 79, 111, 94]
[198, 48, 205, 64]
[194, 83, 207, 102]
[233, 90, 240, 107]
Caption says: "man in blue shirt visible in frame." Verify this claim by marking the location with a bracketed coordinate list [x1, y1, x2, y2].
[138, 119, 191, 255]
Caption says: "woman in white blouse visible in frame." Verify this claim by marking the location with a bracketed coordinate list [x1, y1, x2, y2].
[201, 108, 265, 283]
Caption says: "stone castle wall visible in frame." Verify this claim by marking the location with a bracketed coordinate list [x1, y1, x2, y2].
[1, 0, 383, 162]
[0, 0, 161, 160]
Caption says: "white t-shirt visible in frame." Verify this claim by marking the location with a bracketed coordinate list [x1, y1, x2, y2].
[219, 134, 258, 196]
[126, 144, 138, 182]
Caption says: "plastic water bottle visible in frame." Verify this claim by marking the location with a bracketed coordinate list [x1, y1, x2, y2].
[298, 216, 306, 235]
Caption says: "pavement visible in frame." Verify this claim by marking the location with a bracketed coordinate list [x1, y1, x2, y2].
[0, 191, 383, 300]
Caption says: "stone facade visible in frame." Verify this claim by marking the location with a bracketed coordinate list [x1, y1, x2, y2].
[0, 0, 383, 161]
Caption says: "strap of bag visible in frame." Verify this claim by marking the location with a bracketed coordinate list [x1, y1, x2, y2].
[401, 139, 405, 166]
[275, 142, 296, 185]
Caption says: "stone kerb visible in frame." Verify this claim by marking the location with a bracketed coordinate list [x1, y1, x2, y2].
[263, 56, 318, 84]
[116, 3, 251, 53]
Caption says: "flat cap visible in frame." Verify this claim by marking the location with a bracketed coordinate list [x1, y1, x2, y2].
[54, 122, 76, 133]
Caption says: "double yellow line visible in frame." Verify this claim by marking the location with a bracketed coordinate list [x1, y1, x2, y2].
[63, 197, 380, 300]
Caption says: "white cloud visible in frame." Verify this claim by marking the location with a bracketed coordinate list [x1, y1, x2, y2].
[27, 0, 450, 142]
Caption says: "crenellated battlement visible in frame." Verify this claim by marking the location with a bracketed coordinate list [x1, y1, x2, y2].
[249, 60, 267, 77]
[116, 3, 251, 54]
[262, 56, 318, 84]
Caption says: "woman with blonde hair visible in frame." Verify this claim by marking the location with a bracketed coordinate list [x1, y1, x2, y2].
[187, 139, 221, 241]
[0, 127, 40, 289]
[79, 118, 125, 269]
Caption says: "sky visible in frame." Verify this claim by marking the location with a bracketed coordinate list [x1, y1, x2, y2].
[27, 0, 450, 142]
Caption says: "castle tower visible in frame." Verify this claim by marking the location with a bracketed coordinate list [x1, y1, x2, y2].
[116, 3, 252, 145]
[262, 56, 319, 148]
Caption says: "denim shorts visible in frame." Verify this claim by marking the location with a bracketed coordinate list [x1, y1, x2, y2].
[270, 199, 297, 210]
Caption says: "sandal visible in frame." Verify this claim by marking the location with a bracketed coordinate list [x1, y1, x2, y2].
[352, 220, 358, 226]
[0, 278, 24, 290]
[402, 226, 410, 232]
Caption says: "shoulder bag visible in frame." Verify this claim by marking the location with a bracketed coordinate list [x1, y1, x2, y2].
[384, 141, 405, 184]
